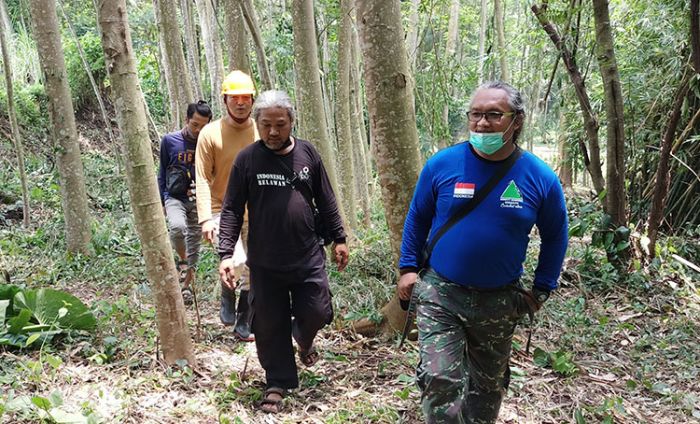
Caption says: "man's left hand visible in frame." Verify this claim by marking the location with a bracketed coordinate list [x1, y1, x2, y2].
[332, 242, 349, 272]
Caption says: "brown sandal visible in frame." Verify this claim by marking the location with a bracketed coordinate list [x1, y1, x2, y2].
[260, 387, 285, 413]
[298, 345, 319, 367]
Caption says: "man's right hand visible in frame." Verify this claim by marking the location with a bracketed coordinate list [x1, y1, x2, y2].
[202, 219, 216, 244]
[218, 258, 237, 290]
[398, 272, 418, 301]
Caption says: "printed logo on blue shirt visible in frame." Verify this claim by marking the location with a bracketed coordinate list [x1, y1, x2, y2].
[500, 180, 523, 209]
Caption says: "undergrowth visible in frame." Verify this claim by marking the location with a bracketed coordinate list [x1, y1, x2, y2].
[1, 147, 698, 422]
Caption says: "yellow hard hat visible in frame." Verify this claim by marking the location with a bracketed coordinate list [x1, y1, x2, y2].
[221, 70, 256, 96]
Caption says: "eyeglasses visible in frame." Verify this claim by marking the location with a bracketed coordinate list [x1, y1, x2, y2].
[466, 111, 515, 123]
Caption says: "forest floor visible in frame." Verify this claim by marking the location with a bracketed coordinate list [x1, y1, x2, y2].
[1, 133, 699, 423]
[1, 248, 699, 424]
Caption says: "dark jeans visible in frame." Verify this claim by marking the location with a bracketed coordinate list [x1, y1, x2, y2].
[415, 269, 527, 424]
[249, 255, 333, 389]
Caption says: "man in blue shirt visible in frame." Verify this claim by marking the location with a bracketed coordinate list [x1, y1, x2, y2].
[398, 81, 568, 423]
[158, 101, 212, 303]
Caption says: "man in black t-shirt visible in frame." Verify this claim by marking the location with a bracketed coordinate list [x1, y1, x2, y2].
[217, 90, 349, 414]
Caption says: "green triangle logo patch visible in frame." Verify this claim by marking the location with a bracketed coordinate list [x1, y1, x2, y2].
[500, 180, 523, 202]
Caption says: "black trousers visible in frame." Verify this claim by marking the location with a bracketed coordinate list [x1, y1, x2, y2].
[249, 257, 333, 389]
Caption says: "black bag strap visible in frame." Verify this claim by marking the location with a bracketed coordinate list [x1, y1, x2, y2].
[267, 144, 316, 210]
[422, 146, 523, 267]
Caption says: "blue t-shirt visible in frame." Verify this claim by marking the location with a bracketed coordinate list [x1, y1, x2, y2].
[157, 129, 197, 204]
[399, 142, 568, 291]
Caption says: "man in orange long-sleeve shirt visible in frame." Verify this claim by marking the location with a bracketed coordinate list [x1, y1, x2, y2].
[196, 70, 258, 341]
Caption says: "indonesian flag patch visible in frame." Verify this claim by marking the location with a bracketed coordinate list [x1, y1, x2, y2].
[453, 182, 475, 198]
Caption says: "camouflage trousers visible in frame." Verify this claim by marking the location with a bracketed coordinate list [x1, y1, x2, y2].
[415, 269, 528, 424]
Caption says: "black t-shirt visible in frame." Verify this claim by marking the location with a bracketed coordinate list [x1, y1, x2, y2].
[218, 138, 345, 270]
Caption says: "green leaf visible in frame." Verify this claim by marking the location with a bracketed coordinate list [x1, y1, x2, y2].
[0, 284, 20, 302]
[49, 390, 63, 407]
[0, 299, 9, 324]
[31, 396, 51, 411]
[533, 347, 550, 367]
[13, 288, 96, 331]
[7, 309, 32, 334]
[574, 408, 586, 424]
[4, 395, 32, 412]
[25, 332, 42, 347]
[394, 387, 411, 400]
[46, 354, 63, 369]
[47, 407, 88, 423]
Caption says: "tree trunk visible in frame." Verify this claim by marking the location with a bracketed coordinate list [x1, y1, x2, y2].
[58, 1, 115, 146]
[29, 0, 92, 254]
[223, 0, 250, 72]
[477, 0, 488, 85]
[0, 0, 12, 57]
[532, 3, 605, 194]
[318, 10, 336, 140]
[241, 0, 274, 89]
[406, 0, 420, 70]
[352, 24, 372, 182]
[441, 0, 460, 147]
[349, 25, 371, 227]
[335, 0, 357, 231]
[647, 70, 691, 259]
[179, 0, 204, 101]
[154, 0, 194, 130]
[291, 0, 345, 222]
[494, 0, 509, 81]
[0, 0, 29, 227]
[196, 0, 224, 115]
[557, 94, 573, 188]
[356, 0, 423, 334]
[95, 0, 195, 366]
[592, 0, 626, 230]
[692, 0, 699, 72]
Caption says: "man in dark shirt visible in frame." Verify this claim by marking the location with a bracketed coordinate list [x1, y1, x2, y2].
[157, 101, 212, 303]
[217, 90, 349, 413]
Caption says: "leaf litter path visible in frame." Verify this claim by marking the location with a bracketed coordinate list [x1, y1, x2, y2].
[3, 275, 698, 423]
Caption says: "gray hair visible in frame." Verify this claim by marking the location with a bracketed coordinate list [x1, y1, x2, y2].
[252, 90, 295, 122]
[471, 81, 526, 142]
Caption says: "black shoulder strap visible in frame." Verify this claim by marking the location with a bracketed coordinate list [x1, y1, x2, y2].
[422, 146, 523, 266]
[270, 148, 316, 210]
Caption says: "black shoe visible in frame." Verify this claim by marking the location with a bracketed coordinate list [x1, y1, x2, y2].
[220, 285, 236, 326]
[234, 290, 254, 341]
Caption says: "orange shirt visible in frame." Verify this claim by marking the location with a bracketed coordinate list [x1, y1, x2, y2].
[195, 117, 258, 223]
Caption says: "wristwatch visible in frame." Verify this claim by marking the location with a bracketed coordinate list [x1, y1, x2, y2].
[532, 287, 551, 304]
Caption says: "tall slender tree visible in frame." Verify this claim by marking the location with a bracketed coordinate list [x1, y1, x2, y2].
[153, 0, 194, 129]
[647, 69, 691, 259]
[356, 0, 422, 333]
[223, 0, 250, 72]
[592, 0, 627, 232]
[532, 3, 606, 194]
[349, 24, 371, 226]
[477, 0, 488, 84]
[291, 0, 345, 221]
[29, 0, 92, 254]
[95, 0, 195, 366]
[335, 0, 356, 230]
[241, 0, 274, 89]
[179, 0, 204, 100]
[494, 0, 509, 81]
[196, 0, 224, 115]
[441, 0, 460, 147]
[406, 0, 420, 70]
[0, 0, 29, 227]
